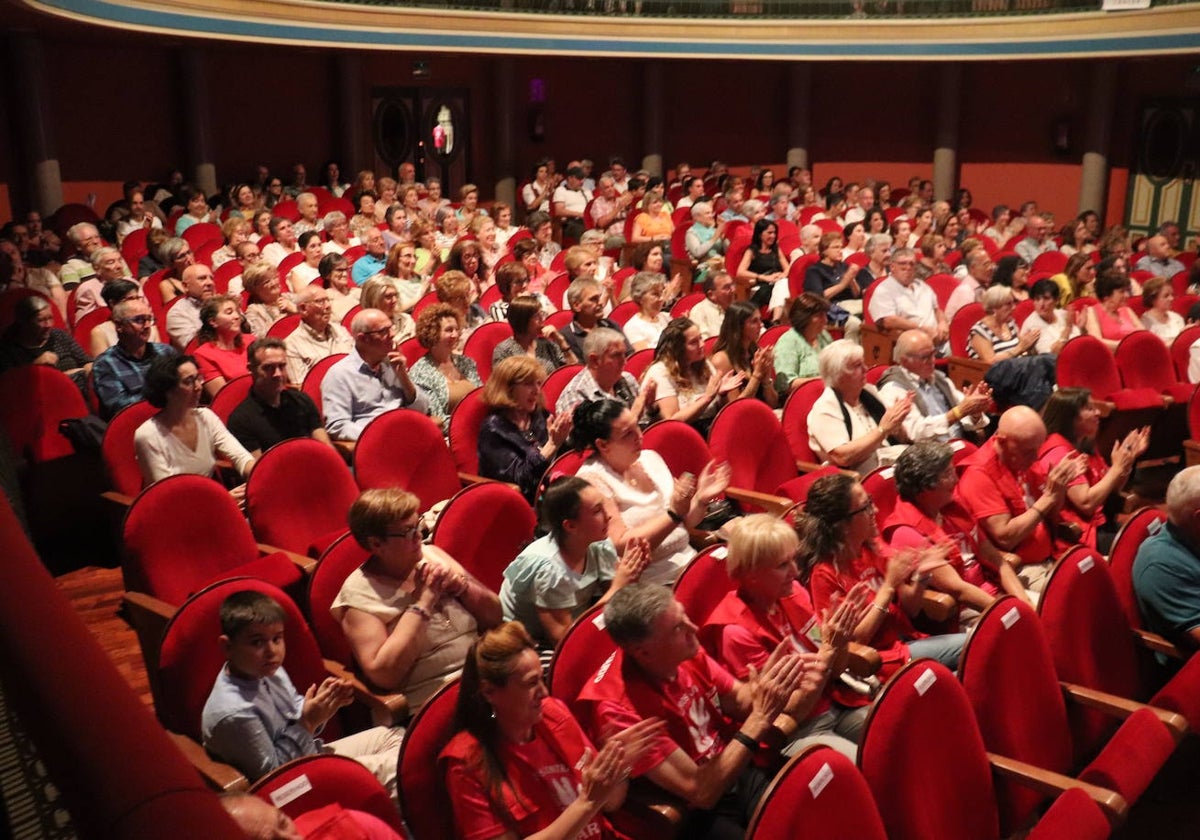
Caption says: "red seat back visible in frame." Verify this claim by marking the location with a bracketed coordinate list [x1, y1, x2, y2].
[158, 577, 337, 741]
[671, 291, 706, 319]
[0, 365, 90, 462]
[209, 374, 253, 424]
[747, 745, 887, 840]
[610, 267, 636, 301]
[181, 222, 224, 251]
[1171, 325, 1200, 381]
[709, 399, 796, 505]
[447, 387, 489, 475]
[73, 306, 111, 351]
[102, 400, 158, 496]
[1115, 330, 1175, 392]
[354, 409, 462, 512]
[251, 755, 404, 835]
[948, 302, 984, 358]
[861, 465, 899, 526]
[1108, 507, 1168, 632]
[534, 448, 588, 507]
[780, 378, 826, 465]
[674, 544, 735, 631]
[641, 419, 711, 480]
[542, 363, 582, 414]
[788, 253, 820, 299]
[547, 605, 615, 712]
[271, 200, 300, 223]
[266, 312, 302, 341]
[300, 352, 346, 413]
[1032, 251, 1068, 275]
[246, 438, 359, 556]
[622, 347, 655, 382]
[607, 300, 639, 327]
[308, 531, 369, 666]
[1056, 335, 1124, 400]
[859, 659, 1000, 840]
[544, 272, 571, 309]
[431, 482, 536, 595]
[277, 252, 306, 285]
[924, 273, 958, 310]
[461, 321, 512, 383]
[397, 680, 460, 840]
[759, 324, 789, 349]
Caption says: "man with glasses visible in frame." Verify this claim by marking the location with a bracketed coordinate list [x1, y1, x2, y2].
[1014, 215, 1057, 266]
[59, 222, 107, 291]
[877, 330, 992, 444]
[321, 308, 427, 441]
[227, 337, 331, 457]
[93, 298, 175, 418]
[867, 247, 949, 352]
[284, 286, 353, 385]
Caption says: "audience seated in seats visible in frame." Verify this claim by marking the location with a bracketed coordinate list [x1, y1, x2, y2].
[623, 273, 673, 351]
[527, 212, 561, 275]
[773, 293, 833, 395]
[74, 246, 131, 322]
[626, 242, 679, 304]
[211, 218, 252, 270]
[194, 294, 252, 400]
[115, 189, 164, 246]
[292, 193, 322, 237]
[802, 231, 862, 338]
[166, 263, 217, 350]
[877, 330, 991, 444]
[710, 301, 779, 408]
[478, 356, 573, 503]
[320, 211, 359, 257]
[220, 792, 403, 840]
[226, 240, 262, 297]
[334, 488, 501, 710]
[807, 339, 910, 475]
[351, 228, 389, 288]
[383, 240, 428, 315]
[866, 248, 949, 351]
[201, 591, 403, 792]
[93, 296, 175, 418]
[442, 622, 660, 840]
[1141, 276, 1185, 344]
[1085, 268, 1145, 351]
[1050, 251, 1096, 305]
[1013, 214, 1057, 266]
[473, 215, 504, 272]
[488, 261, 553, 324]
[954, 406, 1086, 598]
[572, 399, 722, 585]
[492, 296, 576, 374]
[735, 219, 790, 315]
[446, 239, 492, 301]
[133, 353, 255, 491]
[590, 173, 635, 251]
[262, 217, 301, 268]
[435, 270, 490, 347]
[883, 442, 1030, 629]
[501, 478, 647, 651]
[228, 338, 331, 458]
[913, 234, 950, 282]
[359, 277, 415, 345]
[981, 204, 1014, 246]
[89, 279, 162, 356]
[1133, 466, 1200, 652]
[800, 472, 968, 673]
[1020, 279, 1083, 355]
[577, 583, 814, 839]
[285, 286, 354, 386]
[522, 159, 555, 217]
[703, 514, 873, 761]
[1136, 233, 1185, 281]
[321, 308, 425, 441]
[351, 192, 381, 241]
[0, 239, 67, 315]
[59, 222, 104, 290]
[685, 201, 727, 274]
[556, 328, 647, 420]
[631, 192, 675, 256]
[491, 202, 519, 252]
[853, 232, 891, 293]
[242, 262, 298, 340]
[286, 232, 325, 295]
[1037, 388, 1149, 554]
[944, 248, 991, 322]
[688, 269, 734, 341]
[992, 254, 1032, 302]
[553, 165, 592, 244]
[409, 303, 482, 427]
[0, 294, 92, 393]
[643, 317, 741, 434]
[563, 242, 612, 304]
[174, 186, 215, 235]
[560, 279, 632, 364]
[967, 285, 1040, 363]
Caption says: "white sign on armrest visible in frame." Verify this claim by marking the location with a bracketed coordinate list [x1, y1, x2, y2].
[914, 667, 937, 696]
[268, 774, 312, 807]
[809, 762, 834, 798]
[1001, 606, 1021, 629]
[1077, 555, 1095, 573]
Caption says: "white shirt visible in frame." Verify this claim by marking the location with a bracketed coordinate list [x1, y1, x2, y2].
[807, 385, 891, 476]
[623, 312, 671, 350]
[1020, 309, 1080, 354]
[877, 365, 987, 444]
[944, 276, 983, 322]
[868, 277, 940, 331]
[134, 408, 255, 487]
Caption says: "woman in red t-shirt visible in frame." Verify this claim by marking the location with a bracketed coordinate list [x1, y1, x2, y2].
[193, 294, 250, 400]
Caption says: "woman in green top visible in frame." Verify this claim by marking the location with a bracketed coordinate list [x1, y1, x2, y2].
[774, 292, 834, 395]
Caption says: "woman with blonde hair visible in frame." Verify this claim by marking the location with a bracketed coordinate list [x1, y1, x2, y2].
[242, 261, 297, 338]
[360, 276, 415, 342]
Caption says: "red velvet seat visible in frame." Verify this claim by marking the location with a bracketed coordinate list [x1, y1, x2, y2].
[447, 386, 489, 475]
[542, 363, 582, 414]
[308, 531, 369, 667]
[759, 324, 788, 349]
[623, 347, 655, 381]
[277, 252, 306, 285]
[1170, 325, 1200, 381]
[354, 409, 464, 512]
[461, 320, 512, 383]
[411, 290, 440, 318]
[1032, 251, 1069, 275]
[251, 755, 405, 835]
[674, 544, 735, 630]
[396, 680, 460, 840]
[266, 312, 302, 341]
[544, 271, 571, 309]
[1114, 330, 1195, 402]
[547, 604, 615, 713]
[670, 290, 705, 319]
[72, 306, 111, 351]
[246, 437, 359, 557]
[182, 222, 224, 251]
[430, 481, 536, 595]
[747, 745, 887, 840]
[709, 397, 798, 513]
[396, 336, 425, 368]
[209, 374, 253, 424]
[271, 199, 300, 222]
[608, 300, 639, 327]
[958, 596, 1176, 830]
[787, 253, 820, 299]
[949, 302, 984, 358]
[611, 267, 636, 300]
[300, 352, 346, 417]
[1057, 335, 1165, 411]
[100, 400, 157, 499]
[534, 448, 588, 506]
[860, 465, 899, 526]
[0, 365, 90, 462]
[779, 377, 828, 468]
[642, 419, 711, 480]
[924, 273, 958, 310]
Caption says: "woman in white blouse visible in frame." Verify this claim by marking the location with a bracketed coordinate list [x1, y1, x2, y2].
[622, 272, 671, 351]
[133, 354, 255, 493]
[1140, 276, 1185, 344]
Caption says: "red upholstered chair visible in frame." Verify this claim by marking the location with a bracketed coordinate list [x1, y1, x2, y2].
[759, 324, 788, 349]
[957, 596, 1175, 830]
[396, 680, 460, 840]
[925, 273, 958, 310]
[72, 306, 111, 351]
[949, 302, 984, 358]
[1013, 298, 1035, 327]
[1173, 291, 1199, 318]
[1032, 251, 1069, 275]
[622, 347, 655, 382]
[780, 378, 828, 469]
[277, 252, 306, 285]
[1056, 335, 1166, 412]
[120, 225, 150, 268]
[708, 398, 796, 514]
[787, 253, 820, 299]
[339, 304, 363, 331]
[411, 290, 440, 318]
[300, 352, 346, 418]
[608, 300, 640, 327]
[747, 745, 887, 840]
[610, 267, 636, 300]
[1039, 546, 1198, 737]
[266, 312, 302, 341]
[354, 409, 466, 512]
[308, 531, 370, 668]
[246, 437, 360, 557]
[211, 261, 240, 293]
[209, 374, 253, 424]
[101, 400, 158, 499]
[0, 365, 89, 462]
[547, 604, 615, 711]
[674, 544, 734, 629]
[859, 658, 1114, 840]
[544, 272, 571, 309]
[461, 320, 512, 382]
[182, 222, 224, 251]
[534, 448, 588, 507]
[542, 363, 582, 414]
[1106, 507, 1189, 665]
[430, 481, 536, 595]
[447, 386, 489, 475]
[1114, 330, 1195, 402]
[642, 419, 711, 480]
[397, 336, 425, 368]
[545, 309, 573, 331]
[271, 199, 300, 222]
[1170, 325, 1200, 381]
[861, 465, 899, 526]
[670, 291, 705, 319]
[251, 755, 405, 836]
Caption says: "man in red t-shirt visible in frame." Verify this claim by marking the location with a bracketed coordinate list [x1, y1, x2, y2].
[954, 406, 1085, 597]
[576, 584, 820, 839]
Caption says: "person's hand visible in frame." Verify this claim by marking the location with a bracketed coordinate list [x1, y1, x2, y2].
[696, 459, 731, 502]
[640, 376, 657, 405]
[1111, 426, 1150, 472]
[33, 351, 59, 366]
[747, 645, 805, 721]
[229, 483, 248, 504]
[279, 298, 299, 315]
[710, 369, 747, 397]
[751, 346, 774, 379]
[821, 581, 873, 650]
[542, 324, 570, 349]
[958, 382, 993, 417]
[880, 391, 914, 437]
[670, 470, 697, 516]
[1044, 452, 1088, 497]
[914, 542, 953, 585]
[883, 549, 920, 590]
[604, 716, 666, 772]
[934, 323, 950, 345]
[548, 411, 573, 447]
[666, 273, 683, 301]
[578, 741, 629, 808]
[1073, 307, 1087, 329]
[416, 557, 467, 601]
[1017, 329, 1040, 354]
[613, 538, 650, 587]
[301, 676, 354, 732]
[386, 350, 409, 377]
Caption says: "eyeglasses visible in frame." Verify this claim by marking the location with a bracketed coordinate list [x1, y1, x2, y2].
[122, 315, 156, 326]
[385, 524, 421, 540]
[362, 325, 394, 339]
[179, 374, 205, 388]
[845, 499, 875, 519]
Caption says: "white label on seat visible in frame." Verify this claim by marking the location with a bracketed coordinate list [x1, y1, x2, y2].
[881, 467, 895, 480]
[1001, 606, 1020, 629]
[268, 774, 312, 807]
[592, 612, 607, 629]
[1077, 555, 1095, 574]
[914, 667, 937, 696]
[809, 762, 834, 798]
[711, 545, 729, 560]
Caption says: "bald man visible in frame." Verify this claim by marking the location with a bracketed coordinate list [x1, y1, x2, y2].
[220, 793, 401, 840]
[1133, 466, 1200, 651]
[954, 406, 1085, 596]
[877, 330, 992, 444]
[166, 263, 216, 351]
[1135, 234, 1185, 281]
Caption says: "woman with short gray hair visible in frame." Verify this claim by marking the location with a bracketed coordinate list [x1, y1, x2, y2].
[623, 273, 670, 351]
[967, 285, 1038, 363]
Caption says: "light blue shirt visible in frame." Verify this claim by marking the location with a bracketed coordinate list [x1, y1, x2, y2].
[321, 347, 428, 440]
[351, 253, 387, 286]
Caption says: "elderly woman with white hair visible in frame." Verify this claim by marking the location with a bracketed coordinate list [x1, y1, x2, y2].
[320, 210, 358, 255]
[807, 339, 913, 475]
[684, 201, 726, 265]
[622, 272, 671, 351]
[967, 285, 1039, 363]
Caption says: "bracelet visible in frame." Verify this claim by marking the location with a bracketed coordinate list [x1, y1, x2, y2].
[732, 731, 759, 752]
[872, 603, 889, 616]
[667, 509, 685, 525]
[1030, 506, 1045, 522]
[407, 604, 432, 621]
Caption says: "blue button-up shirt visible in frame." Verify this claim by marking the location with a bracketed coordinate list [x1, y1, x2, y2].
[320, 347, 428, 440]
[92, 341, 176, 418]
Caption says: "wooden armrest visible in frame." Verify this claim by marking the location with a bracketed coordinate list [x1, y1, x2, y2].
[1060, 680, 1189, 741]
[1129, 627, 1187, 660]
[687, 527, 723, 550]
[100, 490, 134, 507]
[987, 752, 1127, 824]
[920, 590, 956, 623]
[257, 542, 317, 575]
[122, 590, 178, 702]
[1184, 439, 1200, 467]
[324, 658, 409, 727]
[168, 732, 249, 793]
[846, 643, 881, 677]
[724, 486, 794, 517]
[945, 356, 991, 392]
[1093, 400, 1116, 418]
